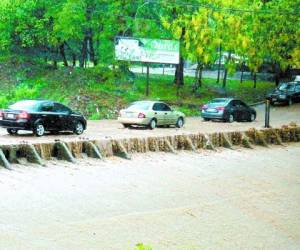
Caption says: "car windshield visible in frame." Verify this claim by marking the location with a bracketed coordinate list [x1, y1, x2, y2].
[127, 102, 151, 111]
[9, 100, 40, 111]
[278, 83, 294, 91]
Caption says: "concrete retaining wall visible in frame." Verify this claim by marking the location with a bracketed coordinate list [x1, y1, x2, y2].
[0, 125, 299, 169]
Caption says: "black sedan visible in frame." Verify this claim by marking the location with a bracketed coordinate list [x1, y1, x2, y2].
[0, 100, 87, 136]
[201, 98, 256, 123]
[266, 81, 300, 106]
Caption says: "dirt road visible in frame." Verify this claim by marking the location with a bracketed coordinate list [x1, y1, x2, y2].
[0, 103, 299, 145]
[0, 145, 299, 249]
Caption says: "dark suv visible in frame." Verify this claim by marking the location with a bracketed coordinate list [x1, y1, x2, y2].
[266, 80, 300, 105]
[0, 100, 87, 136]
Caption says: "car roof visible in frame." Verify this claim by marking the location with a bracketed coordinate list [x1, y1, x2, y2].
[210, 98, 234, 102]
[132, 100, 167, 105]
[15, 100, 60, 104]
[15, 99, 51, 103]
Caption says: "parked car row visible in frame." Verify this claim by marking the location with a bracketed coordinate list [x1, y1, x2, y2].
[0, 97, 258, 137]
[1, 76, 298, 137]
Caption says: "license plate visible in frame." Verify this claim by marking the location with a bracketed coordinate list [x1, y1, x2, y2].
[272, 98, 277, 101]
[207, 108, 217, 113]
[6, 114, 15, 119]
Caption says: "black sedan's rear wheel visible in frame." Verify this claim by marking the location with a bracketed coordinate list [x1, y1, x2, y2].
[33, 123, 45, 137]
[73, 121, 84, 135]
[7, 128, 18, 135]
[249, 113, 256, 122]
[227, 114, 234, 123]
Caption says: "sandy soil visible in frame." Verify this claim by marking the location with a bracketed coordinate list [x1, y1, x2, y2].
[0, 103, 300, 145]
[0, 145, 299, 250]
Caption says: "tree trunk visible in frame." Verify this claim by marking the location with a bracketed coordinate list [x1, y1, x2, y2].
[198, 65, 203, 88]
[193, 62, 200, 92]
[72, 54, 76, 67]
[59, 43, 68, 67]
[89, 35, 97, 66]
[216, 43, 222, 83]
[174, 27, 185, 87]
[80, 36, 88, 68]
[253, 72, 257, 88]
[274, 63, 280, 86]
[52, 59, 57, 69]
[52, 47, 58, 69]
[222, 51, 232, 88]
[240, 61, 245, 83]
[174, 56, 184, 87]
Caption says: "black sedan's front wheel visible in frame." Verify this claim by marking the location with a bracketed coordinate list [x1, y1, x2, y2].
[33, 123, 45, 137]
[73, 121, 84, 135]
[7, 128, 18, 135]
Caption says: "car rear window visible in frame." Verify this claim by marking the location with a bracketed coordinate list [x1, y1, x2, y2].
[209, 99, 229, 105]
[127, 102, 151, 110]
[9, 101, 40, 111]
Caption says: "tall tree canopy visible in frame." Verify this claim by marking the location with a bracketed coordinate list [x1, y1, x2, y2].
[0, 0, 298, 85]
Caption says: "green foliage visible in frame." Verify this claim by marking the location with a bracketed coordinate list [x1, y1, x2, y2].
[0, 0, 298, 77]
[0, 81, 47, 108]
[130, 243, 153, 250]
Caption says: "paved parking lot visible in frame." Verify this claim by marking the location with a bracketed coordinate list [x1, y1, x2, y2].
[0, 103, 299, 145]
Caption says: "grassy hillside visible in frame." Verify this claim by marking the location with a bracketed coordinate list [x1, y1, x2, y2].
[0, 58, 275, 119]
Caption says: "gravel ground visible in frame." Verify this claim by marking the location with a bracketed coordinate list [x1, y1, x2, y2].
[0, 145, 299, 250]
[0, 103, 300, 145]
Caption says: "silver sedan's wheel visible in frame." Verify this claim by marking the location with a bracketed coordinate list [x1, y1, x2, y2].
[149, 119, 157, 130]
[34, 124, 45, 137]
[176, 117, 184, 128]
[74, 122, 84, 135]
[228, 114, 234, 123]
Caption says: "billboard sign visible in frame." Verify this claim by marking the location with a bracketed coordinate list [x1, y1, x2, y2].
[115, 37, 180, 64]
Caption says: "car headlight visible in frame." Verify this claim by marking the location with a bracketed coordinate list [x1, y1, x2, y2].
[279, 94, 286, 98]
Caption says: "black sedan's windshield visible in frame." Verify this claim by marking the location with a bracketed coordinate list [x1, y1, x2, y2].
[278, 83, 294, 91]
[9, 100, 41, 111]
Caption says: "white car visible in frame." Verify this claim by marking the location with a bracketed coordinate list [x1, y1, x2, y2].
[118, 101, 185, 129]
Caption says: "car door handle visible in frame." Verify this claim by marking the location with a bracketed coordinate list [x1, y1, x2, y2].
[165, 113, 168, 115]
[154, 112, 157, 115]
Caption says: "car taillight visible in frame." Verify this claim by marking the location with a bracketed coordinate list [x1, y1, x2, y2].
[216, 106, 225, 111]
[0, 110, 3, 120]
[138, 113, 146, 118]
[18, 111, 30, 119]
[201, 105, 208, 110]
